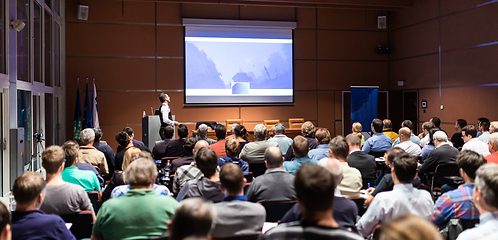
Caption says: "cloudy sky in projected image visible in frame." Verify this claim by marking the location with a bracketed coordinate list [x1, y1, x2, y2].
[189, 40, 291, 86]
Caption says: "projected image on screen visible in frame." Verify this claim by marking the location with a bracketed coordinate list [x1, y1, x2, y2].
[184, 25, 294, 104]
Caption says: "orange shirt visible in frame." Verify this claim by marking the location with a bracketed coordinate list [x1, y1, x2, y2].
[485, 151, 498, 164]
[210, 140, 227, 157]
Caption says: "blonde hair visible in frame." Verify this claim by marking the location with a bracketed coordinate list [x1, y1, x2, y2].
[380, 214, 442, 240]
[490, 121, 498, 133]
[352, 122, 363, 139]
[122, 147, 142, 171]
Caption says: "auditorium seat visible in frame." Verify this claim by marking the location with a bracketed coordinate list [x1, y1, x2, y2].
[249, 163, 267, 178]
[60, 210, 94, 240]
[88, 191, 101, 214]
[288, 118, 304, 129]
[226, 119, 243, 128]
[263, 120, 280, 129]
[213, 234, 259, 240]
[258, 200, 297, 222]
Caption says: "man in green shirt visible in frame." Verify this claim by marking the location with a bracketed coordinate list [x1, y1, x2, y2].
[62, 141, 101, 196]
[91, 158, 179, 240]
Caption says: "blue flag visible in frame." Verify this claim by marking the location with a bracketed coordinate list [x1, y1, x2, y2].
[73, 85, 82, 141]
[82, 81, 92, 129]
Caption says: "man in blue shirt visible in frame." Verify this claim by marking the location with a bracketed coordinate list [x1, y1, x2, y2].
[392, 120, 421, 146]
[308, 128, 331, 160]
[268, 123, 293, 155]
[284, 136, 318, 175]
[362, 118, 393, 155]
[11, 172, 75, 240]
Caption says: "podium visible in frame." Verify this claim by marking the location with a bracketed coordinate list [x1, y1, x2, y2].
[142, 116, 161, 150]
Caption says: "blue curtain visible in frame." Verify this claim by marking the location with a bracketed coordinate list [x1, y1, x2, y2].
[351, 87, 378, 133]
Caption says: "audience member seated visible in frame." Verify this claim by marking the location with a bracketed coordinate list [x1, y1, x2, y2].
[211, 163, 266, 238]
[431, 117, 447, 134]
[456, 164, 498, 240]
[462, 125, 490, 156]
[261, 164, 362, 240]
[382, 119, 398, 143]
[478, 119, 491, 143]
[419, 121, 433, 147]
[485, 133, 498, 164]
[167, 198, 214, 240]
[152, 125, 176, 159]
[490, 121, 498, 133]
[218, 138, 249, 174]
[103, 151, 152, 202]
[114, 131, 151, 171]
[233, 124, 250, 150]
[240, 124, 278, 164]
[421, 128, 437, 163]
[451, 119, 467, 149]
[166, 123, 188, 157]
[432, 150, 486, 229]
[392, 120, 421, 146]
[195, 124, 217, 145]
[40, 145, 94, 216]
[268, 123, 293, 155]
[356, 153, 434, 237]
[91, 159, 178, 239]
[362, 118, 392, 155]
[93, 128, 116, 175]
[173, 140, 212, 196]
[330, 136, 362, 198]
[176, 147, 224, 203]
[396, 127, 422, 156]
[0, 202, 10, 240]
[346, 134, 376, 189]
[247, 146, 296, 202]
[419, 131, 459, 184]
[283, 135, 317, 175]
[209, 124, 228, 157]
[62, 141, 101, 197]
[171, 136, 197, 175]
[308, 128, 331, 160]
[116, 126, 145, 153]
[284, 121, 318, 161]
[280, 158, 358, 231]
[364, 148, 421, 207]
[12, 172, 75, 240]
[352, 122, 365, 146]
[381, 214, 443, 240]
[78, 128, 108, 175]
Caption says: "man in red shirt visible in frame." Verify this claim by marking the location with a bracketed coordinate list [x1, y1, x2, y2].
[485, 133, 498, 164]
[210, 124, 227, 157]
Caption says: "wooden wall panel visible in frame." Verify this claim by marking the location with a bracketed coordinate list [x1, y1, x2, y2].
[441, 46, 498, 87]
[317, 61, 388, 90]
[317, 9, 387, 30]
[440, 0, 490, 15]
[418, 88, 441, 124]
[296, 8, 316, 29]
[389, 55, 439, 89]
[181, 4, 239, 19]
[317, 90, 336, 135]
[157, 59, 185, 90]
[66, 58, 156, 90]
[66, 23, 155, 56]
[294, 29, 316, 60]
[389, 20, 439, 60]
[388, 0, 439, 30]
[157, 3, 182, 24]
[239, 6, 296, 21]
[334, 90, 342, 121]
[294, 60, 317, 90]
[317, 31, 388, 60]
[97, 92, 157, 125]
[66, 0, 156, 23]
[157, 26, 184, 57]
[441, 3, 498, 51]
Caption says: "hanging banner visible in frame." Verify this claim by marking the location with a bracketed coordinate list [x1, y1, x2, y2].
[351, 86, 379, 134]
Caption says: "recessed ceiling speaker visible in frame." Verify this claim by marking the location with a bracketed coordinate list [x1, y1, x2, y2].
[378, 16, 386, 29]
[77, 5, 89, 20]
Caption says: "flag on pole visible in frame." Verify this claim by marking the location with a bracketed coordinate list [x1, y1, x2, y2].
[73, 80, 83, 141]
[92, 79, 100, 128]
[82, 79, 93, 129]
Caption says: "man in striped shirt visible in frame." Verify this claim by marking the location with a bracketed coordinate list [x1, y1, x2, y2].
[432, 150, 487, 229]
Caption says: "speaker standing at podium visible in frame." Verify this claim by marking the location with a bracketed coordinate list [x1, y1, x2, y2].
[158, 93, 179, 139]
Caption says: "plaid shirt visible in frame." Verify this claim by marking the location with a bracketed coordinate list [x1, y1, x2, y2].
[432, 183, 480, 228]
[110, 184, 171, 199]
[173, 162, 203, 195]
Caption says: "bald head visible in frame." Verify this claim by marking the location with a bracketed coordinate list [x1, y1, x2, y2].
[194, 140, 209, 157]
[264, 147, 284, 168]
[318, 157, 343, 187]
[399, 127, 411, 142]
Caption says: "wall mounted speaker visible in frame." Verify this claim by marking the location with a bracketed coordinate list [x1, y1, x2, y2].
[77, 5, 89, 20]
[378, 16, 386, 29]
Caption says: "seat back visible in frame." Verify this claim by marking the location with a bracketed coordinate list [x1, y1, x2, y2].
[434, 164, 460, 185]
[288, 118, 304, 129]
[259, 201, 297, 222]
[60, 211, 94, 240]
[348, 196, 366, 216]
[226, 119, 243, 128]
[249, 163, 267, 178]
[368, 151, 386, 158]
[213, 234, 260, 240]
[263, 120, 280, 129]
[88, 191, 101, 214]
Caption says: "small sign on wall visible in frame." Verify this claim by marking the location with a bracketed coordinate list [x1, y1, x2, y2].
[421, 100, 427, 108]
